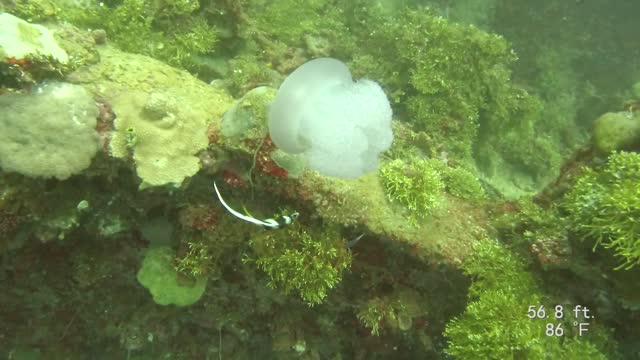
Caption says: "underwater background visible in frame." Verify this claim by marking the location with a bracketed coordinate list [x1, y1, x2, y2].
[0, 0, 639, 358]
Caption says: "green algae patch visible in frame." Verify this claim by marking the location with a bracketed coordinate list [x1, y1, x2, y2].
[249, 226, 351, 307]
[297, 170, 486, 265]
[380, 158, 445, 224]
[137, 246, 207, 306]
[68, 46, 233, 188]
[445, 240, 609, 359]
[564, 151, 640, 269]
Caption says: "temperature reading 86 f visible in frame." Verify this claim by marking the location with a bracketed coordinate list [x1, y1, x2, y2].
[546, 323, 564, 337]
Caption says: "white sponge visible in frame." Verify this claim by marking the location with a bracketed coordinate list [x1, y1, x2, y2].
[0, 13, 69, 63]
[268, 58, 393, 178]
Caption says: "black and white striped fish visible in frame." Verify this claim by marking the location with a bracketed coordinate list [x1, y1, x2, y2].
[213, 181, 298, 230]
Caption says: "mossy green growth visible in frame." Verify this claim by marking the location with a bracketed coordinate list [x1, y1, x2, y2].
[356, 294, 416, 336]
[60, 0, 217, 69]
[158, 0, 199, 16]
[10, 0, 58, 22]
[174, 241, 213, 277]
[356, 297, 386, 336]
[348, 6, 524, 163]
[492, 197, 567, 252]
[380, 158, 444, 223]
[227, 56, 277, 97]
[61, 0, 152, 54]
[160, 16, 217, 68]
[137, 246, 207, 306]
[249, 0, 347, 46]
[249, 226, 351, 307]
[444, 240, 610, 359]
[346, 4, 557, 198]
[564, 151, 640, 269]
[441, 166, 485, 200]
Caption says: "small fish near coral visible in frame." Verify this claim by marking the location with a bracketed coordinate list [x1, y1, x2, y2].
[213, 180, 298, 230]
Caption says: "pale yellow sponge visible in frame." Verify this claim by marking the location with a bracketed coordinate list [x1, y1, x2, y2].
[69, 46, 233, 188]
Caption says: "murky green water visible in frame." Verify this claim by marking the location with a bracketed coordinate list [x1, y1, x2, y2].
[0, 1, 638, 359]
